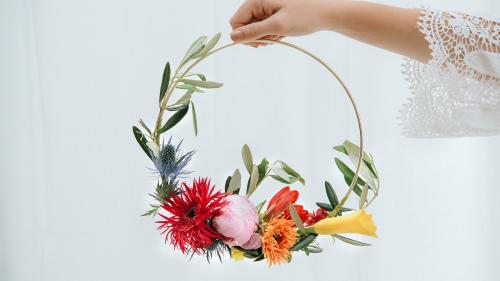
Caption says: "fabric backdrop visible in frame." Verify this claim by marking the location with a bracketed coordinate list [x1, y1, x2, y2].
[1, 0, 499, 280]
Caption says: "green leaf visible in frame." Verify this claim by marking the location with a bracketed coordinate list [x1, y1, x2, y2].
[227, 169, 241, 194]
[333, 234, 371, 246]
[180, 36, 207, 67]
[270, 175, 293, 184]
[185, 73, 206, 81]
[159, 105, 189, 134]
[190, 101, 198, 136]
[224, 176, 232, 193]
[344, 141, 378, 189]
[138, 119, 152, 136]
[159, 62, 170, 103]
[316, 202, 333, 211]
[306, 245, 323, 253]
[316, 202, 352, 213]
[132, 126, 152, 160]
[335, 158, 367, 188]
[241, 144, 253, 174]
[246, 165, 259, 197]
[194, 32, 221, 58]
[257, 158, 269, 184]
[325, 181, 339, 209]
[180, 79, 223, 89]
[359, 184, 369, 209]
[166, 90, 193, 111]
[291, 234, 318, 251]
[269, 164, 291, 182]
[255, 200, 266, 213]
[176, 84, 205, 93]
[279, 161, 305, 185]
[288, 204, 305, 233]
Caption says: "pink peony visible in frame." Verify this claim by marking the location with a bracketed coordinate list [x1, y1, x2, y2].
[213, 194, 259, 248]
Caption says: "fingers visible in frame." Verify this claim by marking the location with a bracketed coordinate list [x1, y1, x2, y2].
[230, 18, 280, 43]
[230, 0, 258, 29]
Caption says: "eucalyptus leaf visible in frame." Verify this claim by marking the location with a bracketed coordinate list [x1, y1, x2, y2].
[159, 62, 170, 103]
[227, 169, 241, 194]
[241, 144, 253, 174]
[180, 79, 223, 89]
[132, 126, 153, 160]
[334, 234, 371, 246]
[159, 105, 189, 134]
[291, 234, 317, 251]
[190, 101, 198, 136]
[246, 165, 259, 197]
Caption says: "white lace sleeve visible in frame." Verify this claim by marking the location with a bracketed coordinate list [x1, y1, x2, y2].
[400, 9, 500, 138]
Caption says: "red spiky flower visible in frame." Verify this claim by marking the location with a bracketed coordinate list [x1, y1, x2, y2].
[156, 177, 227, 255]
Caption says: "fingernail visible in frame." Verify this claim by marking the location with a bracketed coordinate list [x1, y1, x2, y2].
[231, 30, 243, 41]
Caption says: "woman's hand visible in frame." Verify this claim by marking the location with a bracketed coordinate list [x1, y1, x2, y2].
[229, 0, 431, 62]
[230, 0, 339, 46]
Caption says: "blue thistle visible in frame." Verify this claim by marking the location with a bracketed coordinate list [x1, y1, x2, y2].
[154, 137, 195, 182]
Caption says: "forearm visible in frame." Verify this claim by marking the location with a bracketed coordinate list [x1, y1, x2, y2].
[325, 1, 431, 63]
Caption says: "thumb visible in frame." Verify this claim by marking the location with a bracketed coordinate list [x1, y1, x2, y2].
[231, 19, 279, 42]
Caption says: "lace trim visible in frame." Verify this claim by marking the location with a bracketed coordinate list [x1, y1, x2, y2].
[399, 9, 500, 138]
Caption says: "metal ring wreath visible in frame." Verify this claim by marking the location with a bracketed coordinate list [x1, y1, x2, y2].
[132, 33, 380, 266]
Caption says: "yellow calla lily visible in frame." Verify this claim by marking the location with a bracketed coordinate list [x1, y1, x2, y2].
[307, 209, 377, 237]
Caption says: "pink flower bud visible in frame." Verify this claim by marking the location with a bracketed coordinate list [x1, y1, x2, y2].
[213, 194, 259, 247]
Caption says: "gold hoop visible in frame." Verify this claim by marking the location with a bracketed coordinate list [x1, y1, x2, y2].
[160, 39, 364, 216]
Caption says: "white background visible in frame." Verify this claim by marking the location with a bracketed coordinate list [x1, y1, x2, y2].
[2, 0, 500, 280]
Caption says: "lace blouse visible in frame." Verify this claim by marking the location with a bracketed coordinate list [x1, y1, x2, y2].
[400, 9, 500, 138]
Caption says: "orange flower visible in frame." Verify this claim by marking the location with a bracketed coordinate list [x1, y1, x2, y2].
[265, 186, 299, 218]
[261, 217, 297, 266]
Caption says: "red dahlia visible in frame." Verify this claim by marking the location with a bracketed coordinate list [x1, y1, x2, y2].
[156, 177, 227, 255]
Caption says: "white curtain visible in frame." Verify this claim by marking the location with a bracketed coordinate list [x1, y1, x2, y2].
[1, 0, 499, 280]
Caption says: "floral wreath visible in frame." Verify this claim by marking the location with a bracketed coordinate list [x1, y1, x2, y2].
[132, 33, 380, 266]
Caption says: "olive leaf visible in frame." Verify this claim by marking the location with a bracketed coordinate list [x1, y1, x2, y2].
[180, 35, 207, 67]
[166, 90, 192, 111]
[255, 200, 266, 213]
[241, 144, 253, 174]
[359, 184, 369, 209]
[176, 84, 204, 93]
[159, 62, 170, 103]
[288, 204, 305, 234]
[190, 101, 198, 136]
[325, 181, 339, 209]
[333, 234, 371, 246]
[278, 160, 305, 185]
[246, 165, 259, 197]
[159, 105, 189, 134]
[180, 79, 223, 89]
[227, 169, 241, 194]
[291, 234, 317, 251]
[132, 126, 153, 160]
[257, 158, 269, 184]
[343, 141, 378, 190]
[193, 32, 221, 58]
